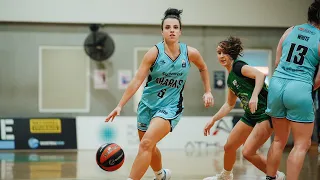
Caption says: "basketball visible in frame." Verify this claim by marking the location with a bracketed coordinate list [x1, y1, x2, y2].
[96, 143, 125, 171]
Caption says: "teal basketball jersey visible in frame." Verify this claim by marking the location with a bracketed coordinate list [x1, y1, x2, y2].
[273, 23, 320, 84]
[140, 41, 191, 110]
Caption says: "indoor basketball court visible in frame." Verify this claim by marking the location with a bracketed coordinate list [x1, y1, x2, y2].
[1, 1, 320, 180]
[0, 148, 318, 180]
[1, 116, 319, 180]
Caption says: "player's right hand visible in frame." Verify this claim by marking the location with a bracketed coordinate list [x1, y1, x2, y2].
[105, 106, 122, 122]
[203, 120, 215, 136]
[203, 92, 214, 108]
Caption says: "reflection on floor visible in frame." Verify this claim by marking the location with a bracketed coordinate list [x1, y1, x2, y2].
[0, 147, 318, 180]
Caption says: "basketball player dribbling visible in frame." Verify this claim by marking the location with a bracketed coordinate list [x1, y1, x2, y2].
[105, 8, 214, 180]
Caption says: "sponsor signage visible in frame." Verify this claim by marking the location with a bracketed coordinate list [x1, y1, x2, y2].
[0, 118, 77, 150]
[76, 116, 271, 150]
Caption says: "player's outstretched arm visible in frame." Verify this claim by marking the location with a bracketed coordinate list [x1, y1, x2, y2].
[203, 89, 237, 136]
[105, 46, 158, 122]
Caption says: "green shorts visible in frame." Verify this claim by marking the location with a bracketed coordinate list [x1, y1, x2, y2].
[241, 112, 271, 127]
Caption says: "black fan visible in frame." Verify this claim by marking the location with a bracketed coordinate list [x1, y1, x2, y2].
[84, 24, 115, 61]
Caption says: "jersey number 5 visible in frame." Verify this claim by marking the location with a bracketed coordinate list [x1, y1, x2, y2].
[285, 43, 308, 65]
[157, 89, 167, 98]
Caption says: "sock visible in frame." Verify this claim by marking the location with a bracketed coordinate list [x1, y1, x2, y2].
[127, 178, 133, 180]
[154, 169, 164, 179]
[222, 169, 232, 175]
[266, 176, 276, 180]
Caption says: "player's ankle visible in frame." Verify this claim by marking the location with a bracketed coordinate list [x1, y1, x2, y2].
[266, 175, 276, 180]
[154, 169, 164, 179]
[222, 168, 232, 175]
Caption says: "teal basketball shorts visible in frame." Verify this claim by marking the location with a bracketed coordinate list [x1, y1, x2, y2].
[265, 77, 314, 123]
[136, 101, 183, 132]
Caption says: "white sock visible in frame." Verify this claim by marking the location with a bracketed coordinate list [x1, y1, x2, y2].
[154, 169, 164, 179]
[222, 169, 232, 175]
[127, 178, 133, 180]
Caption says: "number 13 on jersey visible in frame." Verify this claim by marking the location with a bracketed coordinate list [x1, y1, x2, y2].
[286, 43, 309, 65]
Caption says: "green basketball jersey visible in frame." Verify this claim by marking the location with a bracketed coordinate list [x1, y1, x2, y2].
[227, 60, 268, 116]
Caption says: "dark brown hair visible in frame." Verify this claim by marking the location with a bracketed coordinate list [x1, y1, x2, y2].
[308, 1, 320, 25]
[161, 8, 183, 30]
[218, 36, 243, 60]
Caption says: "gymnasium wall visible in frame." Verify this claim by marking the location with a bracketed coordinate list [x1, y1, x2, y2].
[0, 0, 313, 117]
[0, 0, 318, 149]
[0, 24, 285, 117]
[0, 0, 313, 27]
[0, 116, 270, 150]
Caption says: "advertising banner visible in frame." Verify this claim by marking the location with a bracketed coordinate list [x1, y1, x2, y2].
[0, 118, 77, 150]
[76, 116, 271, 151]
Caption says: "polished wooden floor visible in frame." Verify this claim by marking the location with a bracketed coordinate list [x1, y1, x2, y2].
[0, 147, 318, 180]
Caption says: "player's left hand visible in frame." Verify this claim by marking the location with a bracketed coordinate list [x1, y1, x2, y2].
[203, 92, 214, 108]
[249, 95, 258, 113]
[203, 119, 216, 136]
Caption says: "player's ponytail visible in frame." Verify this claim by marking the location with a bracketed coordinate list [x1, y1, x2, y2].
[308, 1, 320, 25]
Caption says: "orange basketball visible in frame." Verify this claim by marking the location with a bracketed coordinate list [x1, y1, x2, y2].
[96, 143, 125, 171]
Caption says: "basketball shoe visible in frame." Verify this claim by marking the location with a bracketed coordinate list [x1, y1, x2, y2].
[154, 169, 171, 180]
[203, 170, 233, 180]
